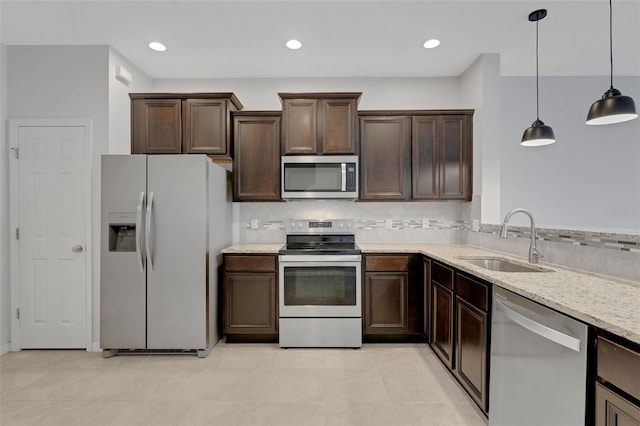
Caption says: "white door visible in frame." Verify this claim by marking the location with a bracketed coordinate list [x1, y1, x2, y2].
[15, 125, 88, 348]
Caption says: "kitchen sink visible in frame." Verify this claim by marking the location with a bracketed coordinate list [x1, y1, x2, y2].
[458, 257, 553, 273]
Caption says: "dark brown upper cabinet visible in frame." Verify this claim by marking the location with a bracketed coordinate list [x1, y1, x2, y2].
[359, 115, 411, 200]
[279, 93, 361, 155]
[232, 112, 281, 202]
[130, 93, 243, 156]
[359, 110, 473, 201]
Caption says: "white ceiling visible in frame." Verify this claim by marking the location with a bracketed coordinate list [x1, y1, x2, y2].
[2, 0, 639, 79]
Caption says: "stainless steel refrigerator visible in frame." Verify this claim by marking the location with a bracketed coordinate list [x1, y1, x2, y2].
[100, 155, 231, 357]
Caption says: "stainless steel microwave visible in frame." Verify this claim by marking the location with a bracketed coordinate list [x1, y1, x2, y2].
[281, 155, 359, 199]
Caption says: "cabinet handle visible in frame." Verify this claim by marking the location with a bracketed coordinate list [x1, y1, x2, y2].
[496, 298, 581, 352]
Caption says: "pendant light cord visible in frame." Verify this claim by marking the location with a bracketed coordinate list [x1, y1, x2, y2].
[609, 0, 614, 89]
[536, 18, 540, 120]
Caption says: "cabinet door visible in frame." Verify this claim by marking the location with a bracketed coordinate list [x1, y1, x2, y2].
[131, 99, 182, 154]
[182, 99, 228, 155]
[364, 271, 408, 334]
[223, 272, 277, 335]
[233, 115, 281, 201]
[431, 282, 454, 369]
[439, 115, 471, 200]
[596, 383, 640, 426]
[454, 296, 488, 412]
[423, 257, 431, 342]
[282, 98, 318, 154]
[359, 116, 411, 200]
[412, 116, 439, 199]
[320, 98, 358, 154]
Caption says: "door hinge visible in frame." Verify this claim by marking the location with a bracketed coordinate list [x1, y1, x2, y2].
[10, 147, 19, 159]
[16, 228, 19, 240]
[16, 308, 20, 320]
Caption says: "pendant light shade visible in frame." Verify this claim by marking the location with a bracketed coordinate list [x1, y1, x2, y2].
[521, 119, 556, 147]
[586, 0, 637, 125]
[521, 9, 555, 147]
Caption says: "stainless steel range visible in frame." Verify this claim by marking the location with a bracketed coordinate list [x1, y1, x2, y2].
[278, 219, 362, 348]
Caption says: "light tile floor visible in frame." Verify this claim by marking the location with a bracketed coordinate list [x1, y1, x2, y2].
[0, 342, 488, 426]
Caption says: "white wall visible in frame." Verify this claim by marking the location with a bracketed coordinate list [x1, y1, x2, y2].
[152, 77, 463, 110]
[108, 47, 152, 154]
[0, 40, 9, 353]
[459, 53, 501, 225]
[501, 76, 640, 232]
[7, 45, 110, 349]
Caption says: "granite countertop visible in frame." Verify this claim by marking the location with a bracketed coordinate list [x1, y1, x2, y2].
[221, 242, 640, 345]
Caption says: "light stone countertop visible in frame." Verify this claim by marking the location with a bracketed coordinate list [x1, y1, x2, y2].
[221, 242, 640, 345]
[221, 243, 283, 254]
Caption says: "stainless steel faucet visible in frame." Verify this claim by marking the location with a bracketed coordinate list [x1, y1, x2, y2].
[500, 208, 543, 264]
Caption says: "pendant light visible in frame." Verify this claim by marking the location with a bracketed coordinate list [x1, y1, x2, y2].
[521, 9, 555, 147]
[586, 0, 637, 125]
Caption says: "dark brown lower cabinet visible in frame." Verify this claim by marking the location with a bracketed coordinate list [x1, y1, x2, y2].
[596, 383, 640, 426]
[429, 261, 489, 415]
[364, 271, 408, 333]
[363, 254, 423, 341]
[431, 282, 454, 368]
[222, 255, 278, 342]
[596, 335, 640, 426]
[454, 296, 488, 411]
[430, 261, 455, 368]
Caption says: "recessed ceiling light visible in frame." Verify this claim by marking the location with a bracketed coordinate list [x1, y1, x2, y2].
[286, 39, 302, 50]
[423, 39, 441, 49]
[148, 42, 167, 52]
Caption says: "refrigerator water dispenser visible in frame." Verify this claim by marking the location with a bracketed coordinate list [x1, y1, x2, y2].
[108, 212, 137, 252]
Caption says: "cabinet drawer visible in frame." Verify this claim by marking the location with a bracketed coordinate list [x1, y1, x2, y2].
[366, 255, 410, 272]
[597, 336, 640, 399]
[432, 261, 454, 289]
[224, 255, 276, 272]
[455, 273, 488, 312]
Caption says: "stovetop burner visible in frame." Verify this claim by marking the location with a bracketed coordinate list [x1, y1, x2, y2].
[279, 219, 360, 256]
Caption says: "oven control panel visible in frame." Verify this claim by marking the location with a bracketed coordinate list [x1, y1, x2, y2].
[286, 219, 355, 234]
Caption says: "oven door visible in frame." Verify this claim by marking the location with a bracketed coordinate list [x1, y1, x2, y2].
[278, 255, 362, 318]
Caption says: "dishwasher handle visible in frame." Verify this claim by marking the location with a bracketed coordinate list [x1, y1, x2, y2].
[496, 298, 581, 352]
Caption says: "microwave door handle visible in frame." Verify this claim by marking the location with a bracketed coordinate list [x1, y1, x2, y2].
[341, 163, 346, 191]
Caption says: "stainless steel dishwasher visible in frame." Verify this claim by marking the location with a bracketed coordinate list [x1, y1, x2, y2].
[489, 286, 589, 426]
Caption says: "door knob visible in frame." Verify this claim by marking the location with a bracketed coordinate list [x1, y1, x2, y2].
[72, 245, 83, 253]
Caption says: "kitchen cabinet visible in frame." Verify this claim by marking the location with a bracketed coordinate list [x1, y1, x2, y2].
[130, 93, 243, 156]
[429, 261, 490, 414]
[363, 254, 423, 341]
[359, 111, 473, 201]
[453, 272, 489, 413]
[423, 257, 431, 342]
[232, 112, 281, 201]
[359, 115, 411, 200]
[595, 335, 640, 426]
[430, 261, 455, 368]
[279, 93, 361, 155]
[222, 255, 278, 342]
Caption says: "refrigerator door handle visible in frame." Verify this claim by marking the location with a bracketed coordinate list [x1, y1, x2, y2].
[136, 191, 146, 272]
[145, 191, 154, 271]
[496, 298, 581, 352]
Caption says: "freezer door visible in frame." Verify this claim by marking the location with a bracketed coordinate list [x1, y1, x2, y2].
[100, 155, 147, 349]
[146, 155, 208, 349]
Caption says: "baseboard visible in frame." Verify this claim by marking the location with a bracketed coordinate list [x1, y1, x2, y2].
[0, 342, 10, 355]
[91, 342, 102, 352]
